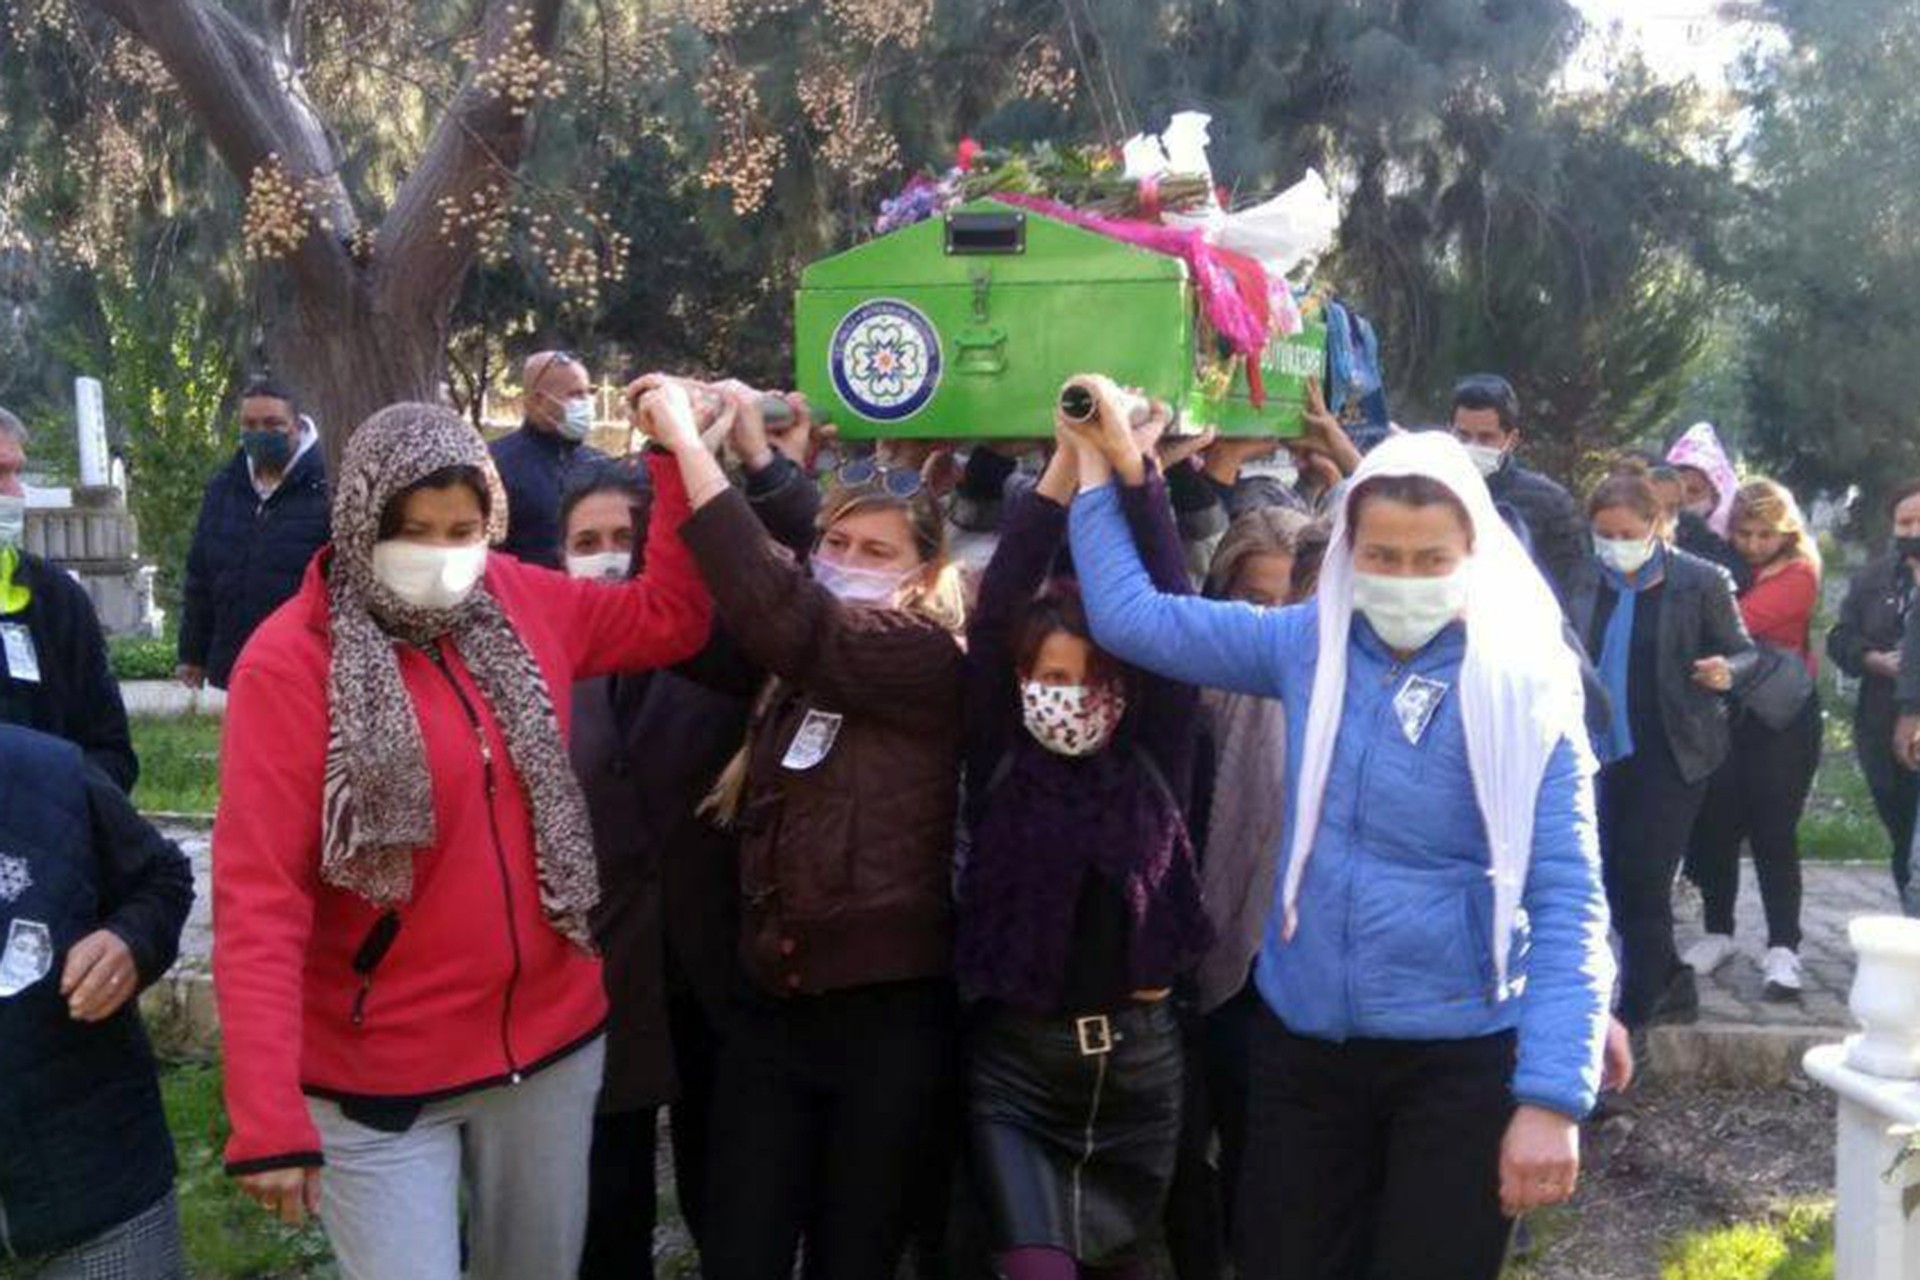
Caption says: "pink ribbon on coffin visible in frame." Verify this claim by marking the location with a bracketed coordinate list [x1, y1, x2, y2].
[993, 193, 1275, 406]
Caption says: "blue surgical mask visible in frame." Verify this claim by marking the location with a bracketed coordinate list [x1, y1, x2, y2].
[811, 554, 911, 606]
[558, 398, 595, 443]
[0, 494, 22, 550]
[242, 428, 296, 473]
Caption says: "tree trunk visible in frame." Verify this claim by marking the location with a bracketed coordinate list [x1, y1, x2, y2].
[260, 274, 451, 476]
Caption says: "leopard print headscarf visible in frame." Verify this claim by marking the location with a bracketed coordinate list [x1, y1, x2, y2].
[322, 403, 598, 950]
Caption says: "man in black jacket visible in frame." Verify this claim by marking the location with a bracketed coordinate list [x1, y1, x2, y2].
[1833, 492, 1920, 907]
[1451, 374, 1590, 610]
[177, 381, 329, 690]
[0, 409, 138, 790]
[491, 350, 608, 568]
[0, 723, 194, 1278]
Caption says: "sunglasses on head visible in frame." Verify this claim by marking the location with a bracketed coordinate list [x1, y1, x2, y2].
[835, 456, 923, 499]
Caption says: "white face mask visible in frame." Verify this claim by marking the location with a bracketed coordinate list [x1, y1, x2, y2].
[557, 397, 595, 443]
[1594, 534, 1656, 576]
[1021, 681, 1126, 758]
[0, 494, 23, 550]
[372, 539, 488, 610]
[1684, 498, 1714, 519]
[1352, 567, 1470, 653]
[566, 550, 630, 582]
[812, 554, 912, 606]
[1463, 443, 1506, 479]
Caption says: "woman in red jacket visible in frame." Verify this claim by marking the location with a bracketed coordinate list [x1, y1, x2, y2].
[1685, 478, 1822, 999]
[211, 402, 710, 1279]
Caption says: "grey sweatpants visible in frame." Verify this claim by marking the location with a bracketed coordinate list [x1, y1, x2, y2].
[308, 1037, 604, 1280]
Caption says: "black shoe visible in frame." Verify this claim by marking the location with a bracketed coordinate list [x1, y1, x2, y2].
[1649, 969, 1700, 1026]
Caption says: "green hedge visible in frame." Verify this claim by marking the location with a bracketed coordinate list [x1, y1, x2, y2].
[109, 634, 178, 681]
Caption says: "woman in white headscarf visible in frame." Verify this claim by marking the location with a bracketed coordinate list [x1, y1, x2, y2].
[1065, 380, 1612, 1280]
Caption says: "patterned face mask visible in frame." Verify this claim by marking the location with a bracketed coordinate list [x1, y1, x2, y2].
[1020, 680, 1127, 758]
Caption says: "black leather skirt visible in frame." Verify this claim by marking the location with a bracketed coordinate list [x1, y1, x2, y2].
[966, 1000, 1184, 1264]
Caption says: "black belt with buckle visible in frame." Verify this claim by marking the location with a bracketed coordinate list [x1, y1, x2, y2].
[1075, 1014, 1115, 1057]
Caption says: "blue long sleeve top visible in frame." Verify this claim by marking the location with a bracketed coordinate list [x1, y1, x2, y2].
[1069, 483, 1611, 1119]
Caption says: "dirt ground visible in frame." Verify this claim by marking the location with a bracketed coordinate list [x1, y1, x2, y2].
[1513, 1078, 1836, 1279]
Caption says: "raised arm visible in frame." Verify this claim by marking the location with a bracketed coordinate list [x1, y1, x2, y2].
[966, 452, 1074, 783]
[1117, 470, 1203, 791]
[1071, 482, 1293, 699]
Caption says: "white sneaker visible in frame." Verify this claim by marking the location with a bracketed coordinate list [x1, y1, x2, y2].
[1683, 933, 1738, 976]
[1763, 947, 1804, 998]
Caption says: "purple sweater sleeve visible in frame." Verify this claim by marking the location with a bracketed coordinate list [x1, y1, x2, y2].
[965, 489, 1070, 813]
[1118, 472, 1202, 809]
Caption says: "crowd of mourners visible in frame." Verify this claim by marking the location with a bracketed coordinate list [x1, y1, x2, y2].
[3, 354, 1919, 1280]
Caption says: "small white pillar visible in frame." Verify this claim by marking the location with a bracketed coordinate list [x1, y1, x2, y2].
[74, 376, 110, 489]
[1804, 1045, 1920, 1280]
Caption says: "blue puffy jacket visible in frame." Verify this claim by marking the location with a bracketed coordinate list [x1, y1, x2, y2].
[1071, 483, 1611, 1119]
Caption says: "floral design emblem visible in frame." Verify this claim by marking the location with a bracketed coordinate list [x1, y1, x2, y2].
[830, 299, 942, 422]
[0, 854, 27, 904]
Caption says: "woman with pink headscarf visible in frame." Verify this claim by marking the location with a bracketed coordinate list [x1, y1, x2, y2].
[1666, 424, 1750, 591]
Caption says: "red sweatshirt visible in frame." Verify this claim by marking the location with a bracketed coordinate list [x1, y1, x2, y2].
[213, 456, 710, 1173]
[1740, 557, 1820, 674]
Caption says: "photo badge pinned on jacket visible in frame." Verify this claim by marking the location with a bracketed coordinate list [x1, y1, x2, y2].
[0, 917, 53, 997]
[1393, 675, 1450, 746]
[782, 709, 845, 771]
[1, 621, 40, 683]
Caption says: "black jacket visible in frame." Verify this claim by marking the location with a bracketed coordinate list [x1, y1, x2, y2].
[1487, 457, 1589, 611]
[1837, 554, 1919, 744]
[489, 425, 607, 569]
[570, 457, 818, 1112]
[0, 554, 136, 790]
[1675, 511, 1751, 593]
[1572, 548, 1756, 784]
[179, 445, 330, 688]
[1900, 560, 1920, 715]
[0, 726, 193, 1260]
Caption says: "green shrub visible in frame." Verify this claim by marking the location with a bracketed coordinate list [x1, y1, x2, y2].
[110, 633, 178, 681]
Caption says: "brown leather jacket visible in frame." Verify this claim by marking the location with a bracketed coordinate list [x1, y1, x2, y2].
[680, 489, 964, 997]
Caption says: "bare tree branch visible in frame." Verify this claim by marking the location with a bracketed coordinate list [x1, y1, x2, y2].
[376, 0, 566, 319]
[82, 0, 358, 307]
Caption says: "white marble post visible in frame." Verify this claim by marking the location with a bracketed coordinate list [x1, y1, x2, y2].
[1803, 1046, 1920, 1280]
[74, 376, 110, 489]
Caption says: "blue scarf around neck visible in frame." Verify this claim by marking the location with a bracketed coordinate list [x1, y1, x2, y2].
[1596, 541, 1668, 765]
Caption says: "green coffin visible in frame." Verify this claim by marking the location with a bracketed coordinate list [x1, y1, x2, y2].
[795, 199, 1317, 440]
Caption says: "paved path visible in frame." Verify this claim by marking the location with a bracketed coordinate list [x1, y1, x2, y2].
[1653, 861, 1899, 1082]
[1673, 861, 1895, 1028]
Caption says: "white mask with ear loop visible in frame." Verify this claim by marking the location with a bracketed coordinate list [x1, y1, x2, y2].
[372, 540, 489, 610]
[1352, 567, 1471, 653]
[1463, 443, 1506, 479]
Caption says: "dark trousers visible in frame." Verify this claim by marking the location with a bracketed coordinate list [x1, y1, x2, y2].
[1234, 1005, 1516, 1280]
[1598, 750, 1707, 1027]
[1694, 700, 1821, 950]
[1164, 984, 1260, 1280]
[701, 979, 960, 1280]
[580, 992, 722, 1279]
[1857, 709, 1920, 892]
